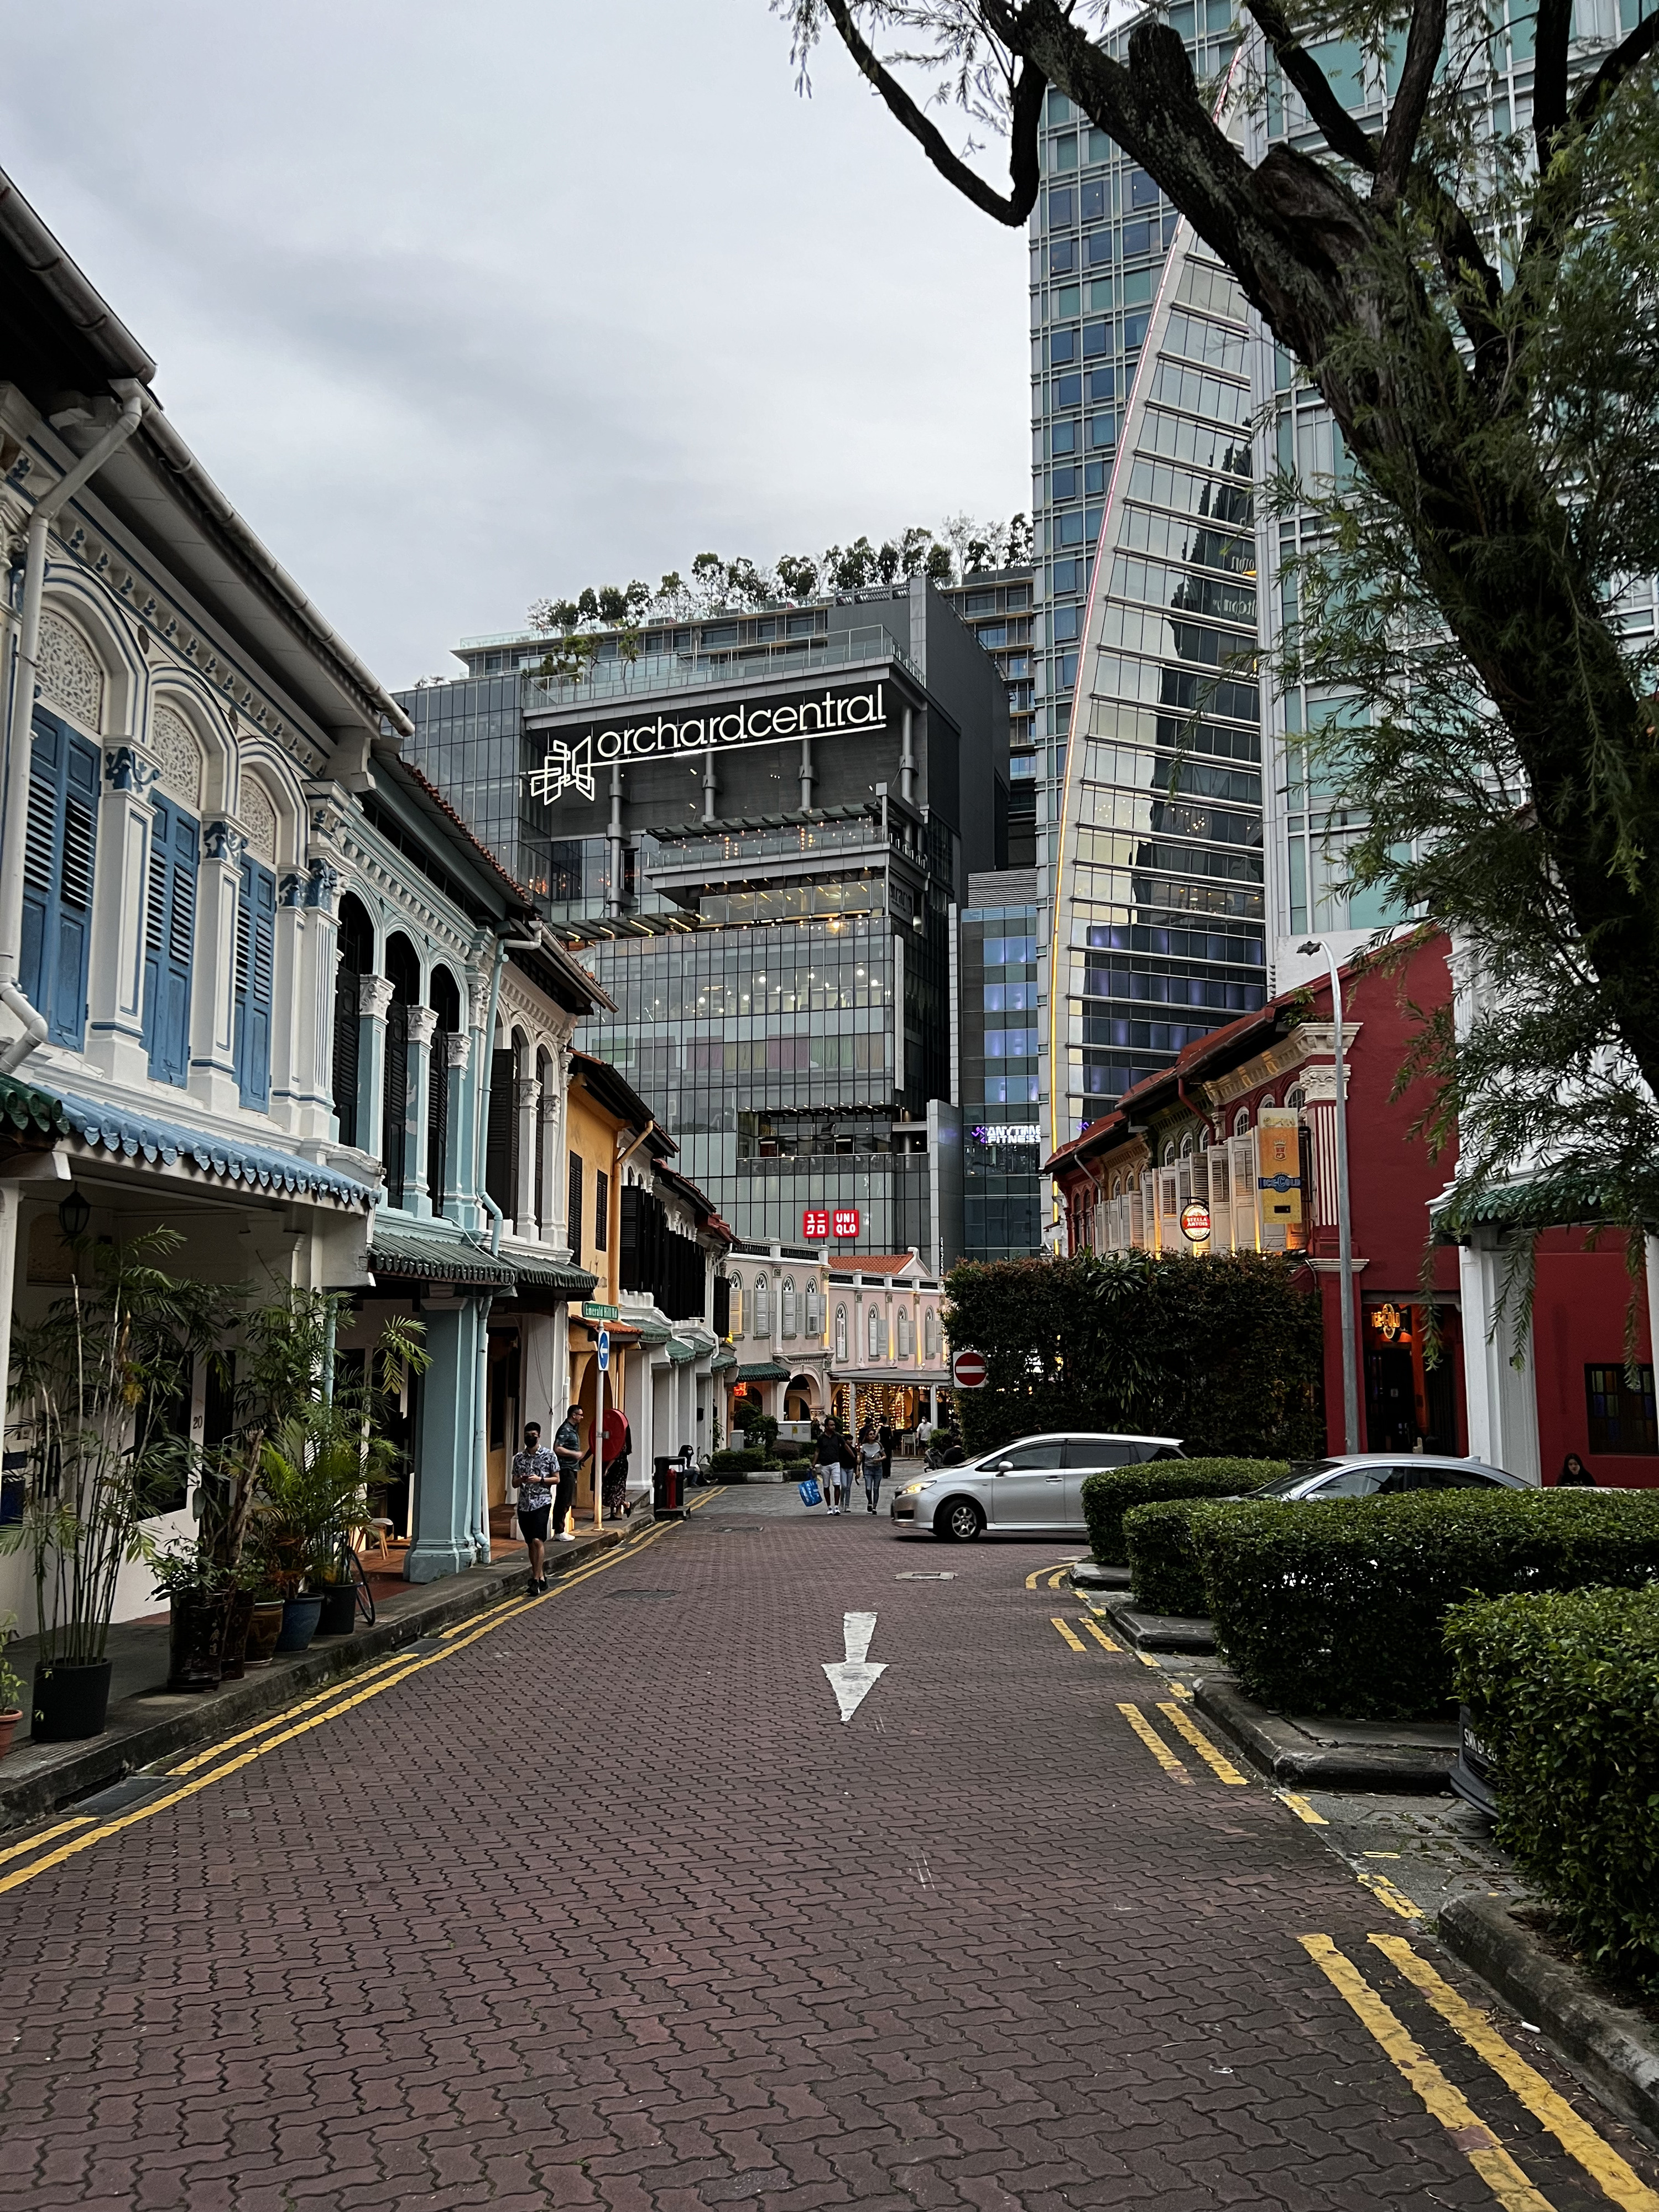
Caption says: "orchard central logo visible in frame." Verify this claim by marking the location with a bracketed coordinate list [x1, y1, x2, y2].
[527, 683, 888, 804]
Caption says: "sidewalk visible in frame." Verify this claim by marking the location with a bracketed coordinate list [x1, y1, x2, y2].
[0, 1522, 627, 1833]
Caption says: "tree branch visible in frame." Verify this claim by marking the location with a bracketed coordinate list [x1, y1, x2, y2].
[1569, 4, 1659, 131]
[1518, 6, 1659, 291]
[820, 0, 1042, 226]
[1374, 0, 1446, 206]
[1531, 0, 1573, 167]
[1241, 0, 1378, 174]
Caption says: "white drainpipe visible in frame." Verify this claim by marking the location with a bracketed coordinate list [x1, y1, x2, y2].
[0, 385, 148, 1073]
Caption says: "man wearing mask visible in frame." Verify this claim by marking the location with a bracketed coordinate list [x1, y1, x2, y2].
[512, 1422, 558, 1593]
[552, 1404, 585, 1542]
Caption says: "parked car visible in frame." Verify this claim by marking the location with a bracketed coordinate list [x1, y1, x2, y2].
[891, 1432, 1185, 1541]
[1245, 1454, 1528, 1500]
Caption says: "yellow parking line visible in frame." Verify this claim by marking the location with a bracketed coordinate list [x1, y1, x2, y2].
[1157, 1700, 1248, 1784]
[170, 1650, 421, 1772]
[1134, 1648, 1163, 1671]
[1359, 1869, 1425, 1920]
[1371, 1936, 1659, 2212]
[0, 1512, 680, 1896]
[1300, 1936, 1554, 2212]
[1081, 1619, 1121, 1653]
[1277, 1790, 1328, 1825]
[1046, 1568, 1069, 1589]
[1026, 1561, 1082, 1589]
[0, 1815, 92, 1867]
[1051, 1616, 1087, 1652]
[1117, 1702, 1192, 1782]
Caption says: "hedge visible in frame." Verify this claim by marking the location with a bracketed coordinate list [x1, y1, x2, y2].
[708, 1449, 766, 1477]
[1123, 1498, 1227, 1616]
[1081, 1458, 1287, 1566]
[1193, 1489, 1659, 1719]
[1445, 1586, 1659, 1996]
[943, 1249, 1324, 1460]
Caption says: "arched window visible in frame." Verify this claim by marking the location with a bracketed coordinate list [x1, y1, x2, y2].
[1286, 1084, 1306, 1111]
[429, 966, 461, 1215]
[1180, 1132, 1194, 1159]
[729, 1276, 744, 1335]
[1109, 1174, 1121, 1200]
[231, 771, 279, 1110]
[1234, 1106, 1251, 1135]
[834, 1305, 848, 1362]
[332, 894, 374, 1146]
[781, 1276, 798, 1337]
[753, 1274, 770, 1335]
[867, 1304, 884, 1360]
[897, 1306, 912, 1359]
[383, 933, 421, 1208]
[805, 1282, 823, 1338]
[924, 1309, 939, 1361]
[1162, 1140, 1176, 1166]
[1258, 1093, 1276, 1113]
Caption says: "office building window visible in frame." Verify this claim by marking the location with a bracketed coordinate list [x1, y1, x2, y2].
[1585, 1365, 1657, 1454]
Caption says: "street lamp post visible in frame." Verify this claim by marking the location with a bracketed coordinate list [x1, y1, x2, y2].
[1297, 938, 1360, 1452]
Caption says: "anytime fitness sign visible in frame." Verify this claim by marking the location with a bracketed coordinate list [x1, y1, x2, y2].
[526, 682, 889, 805]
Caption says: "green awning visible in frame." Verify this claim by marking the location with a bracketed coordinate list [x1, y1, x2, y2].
[1431, 1170, 1642, 1238]
[630, 1317, 672, 1345]
[369, 1218, 518, 1286]
[711, 1348, 737, 1372]
[735, 1360, 791, 1383]
[510, 1259, 599, 1297]
[0, 1077, 70, 1140]
[665, 1338, 697, 1364]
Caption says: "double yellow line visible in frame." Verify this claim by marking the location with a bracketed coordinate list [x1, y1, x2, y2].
[1305, 1932, 1658, 2212]
[0, 1501, 714, 1898]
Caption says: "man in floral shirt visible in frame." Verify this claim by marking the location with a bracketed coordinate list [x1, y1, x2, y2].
[512, 1422, 559, 1593]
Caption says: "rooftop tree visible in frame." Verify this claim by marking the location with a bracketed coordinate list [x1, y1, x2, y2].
[779, 1, 1659, 1229]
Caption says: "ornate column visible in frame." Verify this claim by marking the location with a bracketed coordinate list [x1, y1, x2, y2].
[186, 819, 244, 1114]
[85, 745, 160, 1086]
[538, 1081, 562, 1248]
[356, 974, 393, 1178]
[293, 858, 341, 1141]
[442, 1029, 473, 1224]
[404, 1004, 438, 1216]
[514, 1074, 541, 1238]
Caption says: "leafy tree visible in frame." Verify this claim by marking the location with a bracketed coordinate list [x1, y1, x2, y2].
[781, 2, 1659, 1231]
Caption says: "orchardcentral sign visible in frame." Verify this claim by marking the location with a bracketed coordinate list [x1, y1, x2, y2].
[526, 682, 889, 805]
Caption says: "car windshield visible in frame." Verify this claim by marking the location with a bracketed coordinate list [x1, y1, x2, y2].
[1249, 1460, 1341, 1497]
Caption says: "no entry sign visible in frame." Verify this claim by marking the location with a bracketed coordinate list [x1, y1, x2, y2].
[952, 1347, 988, 1390]
[1179, 1199, 1212, 1244]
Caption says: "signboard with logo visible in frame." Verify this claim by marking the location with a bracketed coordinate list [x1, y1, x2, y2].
[528, 681, 890, 806]
[1255, 1109, 1303, 1225]
[802, 1207, 860, 1241]
[1179, 1198, 1212, 1244]
[952, 1348, 988, 1390]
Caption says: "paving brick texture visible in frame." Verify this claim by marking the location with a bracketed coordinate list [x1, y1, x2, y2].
[1, 1490, 1653, 2211]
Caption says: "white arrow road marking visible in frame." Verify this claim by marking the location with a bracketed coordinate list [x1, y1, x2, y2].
[822, 1610, 888, 1721]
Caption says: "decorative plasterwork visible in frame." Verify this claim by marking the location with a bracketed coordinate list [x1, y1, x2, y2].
[445, 1031, 472, 1071]
[406, 1006, 439, 1047]
[514, 1078, 541, 1110]
[38, 609, 102, 729]
[338, 827, 477, 966]
[359, 975, 395, 1021]
[151, 703, 204, 808]
[204, 821, 248, 864]
[241, 778, 278, 863]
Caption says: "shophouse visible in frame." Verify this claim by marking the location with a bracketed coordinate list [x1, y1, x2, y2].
[826, 1251, 949, 1443]
[1045, 935, 1468, 1457]
[0, 165, 608, 1623]
[723, 1240, 831, 1442]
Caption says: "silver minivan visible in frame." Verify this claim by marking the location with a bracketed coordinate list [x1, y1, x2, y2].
[890, 1432, 1185, 1541]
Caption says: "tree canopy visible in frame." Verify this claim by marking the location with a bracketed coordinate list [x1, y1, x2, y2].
[781, 0, 1659, 1237]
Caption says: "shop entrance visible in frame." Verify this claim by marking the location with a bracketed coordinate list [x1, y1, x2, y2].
[487, 1331, 520, 1509]
[1364, 1302, 1461, 1454]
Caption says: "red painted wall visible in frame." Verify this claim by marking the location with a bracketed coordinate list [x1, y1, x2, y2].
[1533, 1230, 1659, 1489]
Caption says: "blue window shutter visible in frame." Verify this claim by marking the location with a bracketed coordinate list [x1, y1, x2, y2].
[142, 793, 197, 1086]
[233, 855, 276, 1110]
[19, 709, 98, 1050]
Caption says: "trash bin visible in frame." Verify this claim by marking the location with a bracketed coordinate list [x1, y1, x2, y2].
[652, 1456, 684, 1515]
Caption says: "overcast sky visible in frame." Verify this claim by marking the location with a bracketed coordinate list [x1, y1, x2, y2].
[0, 1, 1028, 688]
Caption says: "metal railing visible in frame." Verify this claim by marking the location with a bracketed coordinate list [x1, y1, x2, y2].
[522, 625, 915, 712]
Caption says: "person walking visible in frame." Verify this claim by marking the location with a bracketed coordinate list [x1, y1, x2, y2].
[837, 1422, 858, 1514]
[859, 1421, 885, 1514]
[551, 1404, 585, 1542]
[815, 1418, 844, 1515]
[601, 1403, 632, 1519]
[511, 1422, 558, 1593]
[879, 1418, 894, 1488]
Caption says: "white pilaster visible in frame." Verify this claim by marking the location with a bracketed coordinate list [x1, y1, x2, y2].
[1458, 1229, 1542, 1483]
[85, 747, 158, 1084]
[405, 1004, 438, 1215]
[514, 1076, 541, 1237]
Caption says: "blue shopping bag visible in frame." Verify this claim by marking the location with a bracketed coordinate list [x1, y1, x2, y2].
[798, 1475, 823, 1509]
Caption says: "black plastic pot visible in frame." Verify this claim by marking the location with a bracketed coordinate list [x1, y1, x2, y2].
[30, 1658, 113, 1742]
[167, 1591, 225, 1693]
[315, 1583, 357, 1636]
[218, 1589, 255, 1681]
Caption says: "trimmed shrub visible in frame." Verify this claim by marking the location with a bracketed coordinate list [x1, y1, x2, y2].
[1081, 1457, 1288, 1566]
[708, 1448, 766, 1477]
[1123, 1498, 1227, 1616]
[1194, 1488, 1659, 1719]
[1446, 1586, 1659, 1996]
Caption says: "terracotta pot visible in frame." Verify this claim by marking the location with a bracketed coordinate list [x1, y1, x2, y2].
[218, 1589, 255, 1681]
[0, 1709, 20, 1761]
[243, 1600, 285, 1668]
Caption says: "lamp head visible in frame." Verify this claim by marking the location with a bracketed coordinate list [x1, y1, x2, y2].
[1296, 939, 1321, 956]
[58, 1188, 90, 1239]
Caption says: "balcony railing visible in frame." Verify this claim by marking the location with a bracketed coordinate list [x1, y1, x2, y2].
[522, 625, 915, 712]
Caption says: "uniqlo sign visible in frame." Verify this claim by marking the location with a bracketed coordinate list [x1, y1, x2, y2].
[802, 1208, 860, 1241]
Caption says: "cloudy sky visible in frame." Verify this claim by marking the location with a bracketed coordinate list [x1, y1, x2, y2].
[0, 1, 1028, 688]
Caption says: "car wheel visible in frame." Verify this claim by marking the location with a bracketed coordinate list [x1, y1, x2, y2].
[935, 1496, 984, 1542]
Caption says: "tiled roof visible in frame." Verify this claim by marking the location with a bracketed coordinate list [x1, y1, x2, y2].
[368, 1217, 518, 1285]
[735, 1360, 791, 1381]
[46, 1087, 372, 1207]
[0, 1076, 70, 1140]
[851, 1254, 924, 1275]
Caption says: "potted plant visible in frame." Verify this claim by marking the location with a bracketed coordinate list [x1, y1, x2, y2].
[147, 1538, 231, 1694]
[0, 1228, 227, 1742]
[0, 1616, 24, 1761]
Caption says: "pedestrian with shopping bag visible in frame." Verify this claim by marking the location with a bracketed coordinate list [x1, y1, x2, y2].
[814, 1418, 844, 1515]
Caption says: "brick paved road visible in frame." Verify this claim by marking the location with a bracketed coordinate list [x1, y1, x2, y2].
[2, 1489, 1655, 2212]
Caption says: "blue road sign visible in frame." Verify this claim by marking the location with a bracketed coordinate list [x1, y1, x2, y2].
[597, 1328, 610, 1373]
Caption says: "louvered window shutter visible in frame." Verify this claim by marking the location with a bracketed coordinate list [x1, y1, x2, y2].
[427, 1021, 450, 1214]
[19, 709, 98, 1050]
[142, 792, 198, 1086]
[233, 855, 276, 1110]
[486, 1049, 515, 1215]
[332, 969, 361, 1146]
[383, 1005, 409, 1207]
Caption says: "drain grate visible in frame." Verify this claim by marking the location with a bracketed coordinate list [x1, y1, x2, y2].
[896, 1571, 956, 1580]
[71, 1776, 176, 1817]
[406, 1636, 444, 1655]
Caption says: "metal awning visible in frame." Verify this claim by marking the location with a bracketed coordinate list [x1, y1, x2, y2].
[368, 1218, 518, 1286]
[45, 1086, 372, 1207]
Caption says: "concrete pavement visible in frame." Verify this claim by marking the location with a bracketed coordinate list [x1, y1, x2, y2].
[1, 1481, 1653, 2211]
